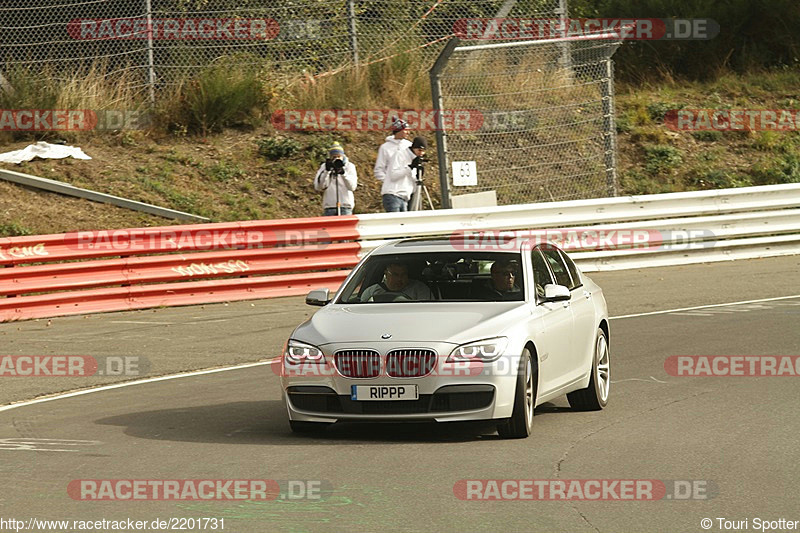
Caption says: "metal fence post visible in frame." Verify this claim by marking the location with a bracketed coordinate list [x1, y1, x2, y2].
[602, 59, 618, 197]
[146, 0, 156, 104]
[347, 0, 359, 65]
[556, 0, 572, 72]
[430, 37, 460, 209]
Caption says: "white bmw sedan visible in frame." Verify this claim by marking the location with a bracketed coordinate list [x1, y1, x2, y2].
[280, 238, 610, 438]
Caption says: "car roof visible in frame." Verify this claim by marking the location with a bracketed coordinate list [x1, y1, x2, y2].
[369, 236, 561, 255]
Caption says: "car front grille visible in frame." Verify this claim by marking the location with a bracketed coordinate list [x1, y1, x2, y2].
[334, 350, 381, 378]
[386, 349, 437, 377]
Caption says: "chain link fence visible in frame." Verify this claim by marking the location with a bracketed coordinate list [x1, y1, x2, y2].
[0, 0, 618, 205]
[0, 1, 540, 89]
[431, 3, 620, 206]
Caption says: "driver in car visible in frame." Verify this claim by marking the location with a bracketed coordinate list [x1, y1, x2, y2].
[361, 262, 433, 302]
[474, 259, 523, 301]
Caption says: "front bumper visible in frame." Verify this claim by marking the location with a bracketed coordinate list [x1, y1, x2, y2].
[279, 342, 520, 423]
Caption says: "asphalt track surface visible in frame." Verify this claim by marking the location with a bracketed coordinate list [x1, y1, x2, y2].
[1, 255, 799, 533]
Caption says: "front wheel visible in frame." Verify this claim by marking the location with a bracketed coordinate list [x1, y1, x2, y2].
[567, 328, 610, 411]
[497, 348, 535, 439]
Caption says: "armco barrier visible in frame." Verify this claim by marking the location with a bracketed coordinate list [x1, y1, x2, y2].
[1, 184, 799, 322]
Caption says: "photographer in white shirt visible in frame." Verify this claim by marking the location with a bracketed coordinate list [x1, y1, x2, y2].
[314, 141, 357, 216]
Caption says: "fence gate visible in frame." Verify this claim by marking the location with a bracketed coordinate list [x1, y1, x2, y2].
[431, 4, 621, 208]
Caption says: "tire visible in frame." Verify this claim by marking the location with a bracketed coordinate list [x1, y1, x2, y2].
[567, 328, 610, 411]
[497, 348, 535, 439]
[289, 421, 332, 434]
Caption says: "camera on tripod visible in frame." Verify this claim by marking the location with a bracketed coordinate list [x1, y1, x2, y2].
[325, 158, 346, 175]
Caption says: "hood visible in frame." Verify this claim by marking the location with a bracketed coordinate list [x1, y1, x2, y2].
[292, 302, 529, 346]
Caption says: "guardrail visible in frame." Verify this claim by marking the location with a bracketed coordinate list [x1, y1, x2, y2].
[1, 184, 799, 322]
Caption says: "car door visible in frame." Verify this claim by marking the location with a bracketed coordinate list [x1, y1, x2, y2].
[529, 248, 575, 398]
[541, 246, 595, 382]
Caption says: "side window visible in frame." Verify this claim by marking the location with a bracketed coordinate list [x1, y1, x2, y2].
[531, 250, 554, 299]
[559, 249, 582, 289]
[540, 247, 573, 289]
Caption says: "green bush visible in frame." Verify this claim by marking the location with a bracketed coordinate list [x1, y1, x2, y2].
[257, 136, 301, 160]
[619, 169, 675, 195]
[170, 62, 264, 136]
[646, 102, 680, 122]
[644, 144, 683, 175]
[0, 221, 33, 237]
[208, 161, 246, 182]
[751, 154, 800, 185]
[689, 169, 752, 189]
[691, 130, 723, 142]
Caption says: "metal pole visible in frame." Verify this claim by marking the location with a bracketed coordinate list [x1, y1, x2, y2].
[602, 59, 618, 197]
[429, 37, 460, 209]
[146, 0, 156, 104]
[556, 0, 572, 72]
[347, 0, 359, 65]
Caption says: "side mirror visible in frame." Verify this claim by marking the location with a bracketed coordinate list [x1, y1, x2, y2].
[305, 288, 331, 306]
[543, 284, 571, 302]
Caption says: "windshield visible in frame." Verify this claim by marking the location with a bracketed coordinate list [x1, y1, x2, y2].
[336, 251, 525, 303]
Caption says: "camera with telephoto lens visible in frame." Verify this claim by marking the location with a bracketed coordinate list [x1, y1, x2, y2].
[325, 158, 346, 175]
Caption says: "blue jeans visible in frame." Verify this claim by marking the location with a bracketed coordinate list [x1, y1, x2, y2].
[323, 207, 353, 216]
[382, 194, 409, 212]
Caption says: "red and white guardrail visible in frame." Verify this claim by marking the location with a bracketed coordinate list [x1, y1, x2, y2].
[1, 184, 799, 322]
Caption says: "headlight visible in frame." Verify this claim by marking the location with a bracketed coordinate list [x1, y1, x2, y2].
[284, 340, 326, 364]
[447, 337, 508, 363]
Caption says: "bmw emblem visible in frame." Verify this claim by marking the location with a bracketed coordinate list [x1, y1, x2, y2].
[381, 333, 392, 339]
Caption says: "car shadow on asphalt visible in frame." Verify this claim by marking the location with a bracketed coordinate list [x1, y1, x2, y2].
[94, 400, 569, 445]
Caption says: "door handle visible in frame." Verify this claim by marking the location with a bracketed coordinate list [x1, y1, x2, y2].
[583, 290, 592, 299]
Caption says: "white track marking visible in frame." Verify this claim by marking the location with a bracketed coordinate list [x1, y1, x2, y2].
[609, 294, 800, 320]
[2, 294, 799, 413]
[611, 376, 667, 384]
[110, 321, 175, 325]
[0, 360, 279, 414]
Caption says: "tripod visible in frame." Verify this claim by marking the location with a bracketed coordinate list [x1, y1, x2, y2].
[408, 164, 435, 211]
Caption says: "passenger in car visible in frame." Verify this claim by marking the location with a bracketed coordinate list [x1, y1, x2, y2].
[361, 262, 434, 302]
[473, 259, 523, 301]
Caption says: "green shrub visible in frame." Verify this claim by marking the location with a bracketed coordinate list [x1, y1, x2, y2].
[616, 114, 633, 134]
[689, 169, 752, 189]
[619, 169, 674, 195]
[751, 154, 800, 185]
[208, 160, 246, 182]
[0, 221, 33, 237]
[169, 62, 264, 136]
[692, 130, 723, 142]
[646, 102, 681, 122]
[257, 136, 300, 160]
[644, 144, 683, 175]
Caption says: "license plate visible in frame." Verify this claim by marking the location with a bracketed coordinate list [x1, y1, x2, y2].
[351, 385, 419, 401]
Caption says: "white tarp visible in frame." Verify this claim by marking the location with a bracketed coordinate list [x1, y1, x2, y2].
[0, 141, 92, 164]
